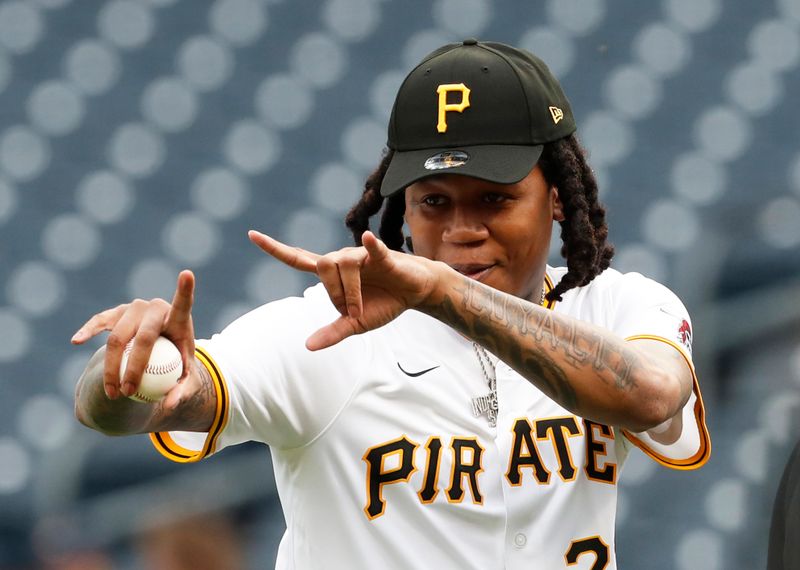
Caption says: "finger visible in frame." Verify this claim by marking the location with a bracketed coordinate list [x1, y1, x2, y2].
[306, 317, 359, 351]
[317, 257, 348, 316]
[103, 300, 152, 399]
[119, 316, 164, 397]
[165, 271, 197, 379]
[168, 270, 194, 327]
[71, 305, 128, 344]
[362, 230, 390, 263]
[249, 230, 319, 273]
[338, 256, 363, 319]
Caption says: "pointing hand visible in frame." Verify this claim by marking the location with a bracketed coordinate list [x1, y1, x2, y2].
[249, 230, 442, 350]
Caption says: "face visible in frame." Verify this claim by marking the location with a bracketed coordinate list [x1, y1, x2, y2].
[404, 165, 564, 300]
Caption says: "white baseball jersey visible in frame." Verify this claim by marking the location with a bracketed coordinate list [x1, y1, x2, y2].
[150, 266, 710, 569]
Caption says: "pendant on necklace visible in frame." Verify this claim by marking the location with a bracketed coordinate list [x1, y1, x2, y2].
[471, 391, 498, 427]
[470, 285, 545, 429]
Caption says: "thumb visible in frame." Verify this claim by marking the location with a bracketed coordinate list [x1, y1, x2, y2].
[306, 317, 358, 351]
[161, 376, 192, 411]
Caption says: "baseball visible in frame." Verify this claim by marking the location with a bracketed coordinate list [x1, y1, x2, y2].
[119, 336, 183, 403]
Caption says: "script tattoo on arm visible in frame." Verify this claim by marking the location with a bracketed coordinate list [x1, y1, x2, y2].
[426, 278, 650, 417]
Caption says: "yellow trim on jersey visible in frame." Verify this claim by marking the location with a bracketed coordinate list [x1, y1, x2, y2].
[621, 335, 711, 470]
[543, 273, 556, 310]
[149, 346, 230, 463]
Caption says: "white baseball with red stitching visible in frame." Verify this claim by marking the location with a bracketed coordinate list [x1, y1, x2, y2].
[119, 336, 183, 403]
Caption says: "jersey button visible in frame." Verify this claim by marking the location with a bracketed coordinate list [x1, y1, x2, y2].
[513, 533, 527, 548]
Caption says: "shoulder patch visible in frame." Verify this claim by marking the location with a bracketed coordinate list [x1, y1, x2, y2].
[678, 319, 692, 353]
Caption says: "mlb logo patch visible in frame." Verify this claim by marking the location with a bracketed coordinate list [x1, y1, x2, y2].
[678, 319, 692, 352]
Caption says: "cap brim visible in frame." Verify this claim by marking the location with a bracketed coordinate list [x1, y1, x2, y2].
[380, 144, 544, 197]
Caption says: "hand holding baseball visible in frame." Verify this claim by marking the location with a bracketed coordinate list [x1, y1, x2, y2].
[71, 270, 197, 403]
[249, 230, 441, 351]
[119, 336, 183, 403]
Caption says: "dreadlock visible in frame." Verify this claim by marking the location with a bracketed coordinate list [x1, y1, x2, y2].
[537, 135, 614, 301]
[344, 149, 404, 250]
[344, 135, 613, 303]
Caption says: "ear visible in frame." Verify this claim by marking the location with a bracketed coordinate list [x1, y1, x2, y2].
[551, 186, 565, 222]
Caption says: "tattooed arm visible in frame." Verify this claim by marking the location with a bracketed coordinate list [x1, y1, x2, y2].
[75, 345, 216, 435]
[73, 271, 216, 436]
[421, 272, 693, 433]
[250, 231, 691, 433]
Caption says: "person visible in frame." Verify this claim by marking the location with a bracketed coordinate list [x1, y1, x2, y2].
[135, 511, 245, 570]
[768, 439, 800, 569]
[72, 39, 711, 569]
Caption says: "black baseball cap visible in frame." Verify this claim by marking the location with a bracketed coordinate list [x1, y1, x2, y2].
[380, 39, 576, 197]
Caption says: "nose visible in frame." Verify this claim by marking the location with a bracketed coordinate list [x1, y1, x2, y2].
[442, 206, 489, 244]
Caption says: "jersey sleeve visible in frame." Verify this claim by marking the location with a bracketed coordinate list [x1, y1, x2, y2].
[150, 285, 371, 463]
[608, 272, 711, 470]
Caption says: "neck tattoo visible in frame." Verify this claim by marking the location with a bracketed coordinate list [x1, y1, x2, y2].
[471, 285, 546, 427]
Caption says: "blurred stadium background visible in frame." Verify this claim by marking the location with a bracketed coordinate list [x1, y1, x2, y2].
[0, 0, 799, 568]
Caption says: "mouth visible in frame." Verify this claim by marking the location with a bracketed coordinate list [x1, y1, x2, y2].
[450, 263, 496, 281]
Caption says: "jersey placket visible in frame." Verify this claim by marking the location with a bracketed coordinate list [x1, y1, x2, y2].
[493, 361, 538, 568]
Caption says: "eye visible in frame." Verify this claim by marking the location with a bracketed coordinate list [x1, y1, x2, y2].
[421, 194, 447, 207]
[483, 192, 508, 204]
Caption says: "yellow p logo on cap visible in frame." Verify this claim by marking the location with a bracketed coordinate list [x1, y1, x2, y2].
[436, 83, 471, 133]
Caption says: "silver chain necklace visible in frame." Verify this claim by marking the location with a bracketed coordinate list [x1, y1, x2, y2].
[471, 344, 499, 427]
[471, 286, 546, 427]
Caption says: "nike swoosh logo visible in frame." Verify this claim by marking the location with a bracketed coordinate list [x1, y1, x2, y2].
[397, 362, 440, 377]
[659, 307, 682, 319]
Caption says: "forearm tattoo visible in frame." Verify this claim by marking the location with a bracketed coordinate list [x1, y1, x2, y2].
[426, 278, 647, 414]
[156, 358, 216, 433]
[76, 351, 216, 435]
[75, 352, 152, 435]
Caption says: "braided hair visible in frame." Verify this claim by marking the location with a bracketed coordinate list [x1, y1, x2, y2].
[344, 135, 614, 302]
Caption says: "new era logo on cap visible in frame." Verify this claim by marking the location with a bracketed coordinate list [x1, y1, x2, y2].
[549, 106, 564, 124]
[424, 150, 470, 171]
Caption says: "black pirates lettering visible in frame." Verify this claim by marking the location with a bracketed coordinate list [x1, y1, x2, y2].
[362, 436, 419, 519]
[583, 420, 617, 484]
[565, 536, 610, 569]
[536, 417, 581, 481]
[506, 418, 551, 485]
[418, 436, 443, 503]
[446, 437, 485, 504]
